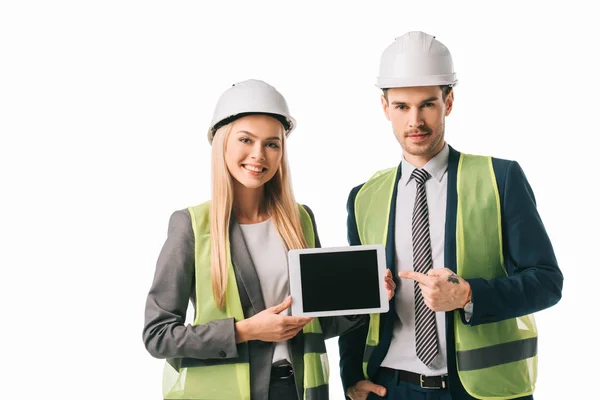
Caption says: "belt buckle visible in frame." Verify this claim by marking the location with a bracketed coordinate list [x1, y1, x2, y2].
[278, 365, 294, 380]
[419, 374, 445, 389]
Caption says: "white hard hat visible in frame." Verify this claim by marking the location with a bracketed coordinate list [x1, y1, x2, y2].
[376, 31, 458, 89]
[207, 79, 296, 144]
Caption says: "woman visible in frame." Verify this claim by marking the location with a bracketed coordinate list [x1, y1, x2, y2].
[143, 79, 395, 400]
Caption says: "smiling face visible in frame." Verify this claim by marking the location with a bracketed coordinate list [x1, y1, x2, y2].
[224, 114, 284, 191]
[381, 85, 454, 166]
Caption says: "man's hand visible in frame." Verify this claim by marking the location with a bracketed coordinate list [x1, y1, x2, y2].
[347, 380, 387, 400]
[384, 269, 396, 300]
[398, 268, 471, 312]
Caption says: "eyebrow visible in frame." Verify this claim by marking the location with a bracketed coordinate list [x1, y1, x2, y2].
[236, 130, 281, 141]
[391, 97, 439, 106]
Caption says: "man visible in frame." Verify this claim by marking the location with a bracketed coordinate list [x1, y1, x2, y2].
[338, 31, 563, 400]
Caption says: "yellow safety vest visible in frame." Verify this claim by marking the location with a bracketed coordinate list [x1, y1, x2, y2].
[162, 201, 329, 400]
[354, 154, 538, 399]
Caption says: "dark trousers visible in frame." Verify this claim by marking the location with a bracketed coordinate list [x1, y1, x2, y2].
[268, 361, 297, 400]
[368, 368, 452, 400]
[268, 375, 297, 399]
[368, 368, 534, 400]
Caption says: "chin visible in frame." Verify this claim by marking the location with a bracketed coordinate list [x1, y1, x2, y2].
[238, 178, 269, 189]
[235, 181, 261, 189]
[405, 143, 430, 153]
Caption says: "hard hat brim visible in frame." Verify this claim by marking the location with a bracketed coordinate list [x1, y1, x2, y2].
[207, 112, 296, 144]
[376, 73, 458, 89]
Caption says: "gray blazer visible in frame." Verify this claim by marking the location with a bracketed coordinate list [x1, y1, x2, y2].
[143, 205, 365, 399]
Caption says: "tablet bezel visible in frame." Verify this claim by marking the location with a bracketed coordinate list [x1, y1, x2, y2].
[287, 244, 389, 317]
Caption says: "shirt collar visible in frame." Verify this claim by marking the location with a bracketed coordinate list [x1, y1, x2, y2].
[400, 142, 449, 186]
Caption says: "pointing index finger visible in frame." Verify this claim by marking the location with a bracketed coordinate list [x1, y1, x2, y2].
[398, 270, 434, 286]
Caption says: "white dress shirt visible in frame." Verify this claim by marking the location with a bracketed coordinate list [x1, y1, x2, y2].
[239, 218, 291, 363]
[380, 143, 449, 375]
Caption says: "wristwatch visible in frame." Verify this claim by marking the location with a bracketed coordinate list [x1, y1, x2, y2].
[463, 300, 473, 314]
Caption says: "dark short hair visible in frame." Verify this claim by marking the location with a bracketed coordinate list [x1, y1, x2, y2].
[211, 112, 291, 136]
[382, 85, 453, 101]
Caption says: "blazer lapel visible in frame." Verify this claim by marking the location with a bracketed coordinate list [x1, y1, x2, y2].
[229, 216, 267, 316]
[229, 217, 274, 399]
[385, 163, 402, 275]
[380, 164, 402, 341]
[444, 145, 460, 274]
[443, 146, 461, 381]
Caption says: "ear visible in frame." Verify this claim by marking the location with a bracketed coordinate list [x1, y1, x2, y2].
[445, 90, 454, 117]
[381, 94, 391, 121]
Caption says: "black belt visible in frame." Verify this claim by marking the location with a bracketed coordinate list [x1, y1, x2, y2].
[271, 362, 294, 380]
[381, 367, 448, 389]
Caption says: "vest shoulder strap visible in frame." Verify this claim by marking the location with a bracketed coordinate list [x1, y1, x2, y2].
[188, 201, 211, 236]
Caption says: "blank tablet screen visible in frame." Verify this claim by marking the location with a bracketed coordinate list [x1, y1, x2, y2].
[299, 249, 381, 312]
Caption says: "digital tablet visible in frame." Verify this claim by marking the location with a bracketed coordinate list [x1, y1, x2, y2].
[287, 244, 389, 317]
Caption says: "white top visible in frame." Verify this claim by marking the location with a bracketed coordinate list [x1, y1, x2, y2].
[239, 218, 291, 363]
[380, 143, 449, 375]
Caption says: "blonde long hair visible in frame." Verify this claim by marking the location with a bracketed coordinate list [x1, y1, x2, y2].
[210, 121, 308, 309]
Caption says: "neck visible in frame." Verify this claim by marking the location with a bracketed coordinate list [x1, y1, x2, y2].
[404, 153, 431, 168]
[232, 183, 269, 224]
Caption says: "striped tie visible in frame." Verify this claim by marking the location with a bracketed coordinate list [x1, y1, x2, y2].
[411, 168, 439, 367]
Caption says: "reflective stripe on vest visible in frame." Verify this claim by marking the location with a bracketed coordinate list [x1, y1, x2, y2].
[161, 202, 329, 400]
[354, 155, 538, 399]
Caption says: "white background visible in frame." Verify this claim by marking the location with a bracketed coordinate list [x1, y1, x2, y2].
[1, 1, 597, 399]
